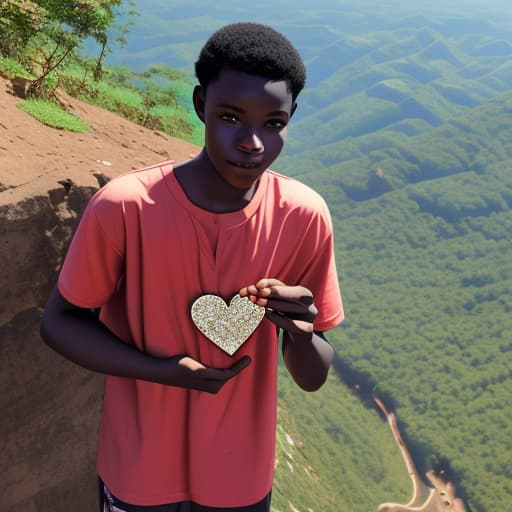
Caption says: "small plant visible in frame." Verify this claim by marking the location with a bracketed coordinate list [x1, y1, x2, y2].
[18, 98, 89, 133]
[0, 55, 33, 79]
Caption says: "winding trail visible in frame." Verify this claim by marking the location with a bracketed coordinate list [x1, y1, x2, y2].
[374, 398, 467, 512]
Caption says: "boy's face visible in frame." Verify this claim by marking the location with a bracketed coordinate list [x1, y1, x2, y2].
[194, 68, 296, 189]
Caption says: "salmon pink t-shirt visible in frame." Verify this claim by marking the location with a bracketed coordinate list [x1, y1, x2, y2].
[58, 161, 343, 507]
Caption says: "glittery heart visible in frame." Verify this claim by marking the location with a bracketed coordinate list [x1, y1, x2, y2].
[191, 294, 265, 356]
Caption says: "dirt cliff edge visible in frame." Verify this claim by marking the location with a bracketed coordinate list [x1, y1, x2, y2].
[0, 76, 199, 511]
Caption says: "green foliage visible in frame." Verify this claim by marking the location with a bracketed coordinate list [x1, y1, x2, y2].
[57, 59, 200, 143]
[408, 172, 510, 221]
[315, 162, 512, 512]
[96, 80, 145, 108]
[0, 55, 33, 79]
[18, 98, 89, 132]
[0, 0, 136, 97]
[273, 362, 411, 511]
[0, 0, 43, 57]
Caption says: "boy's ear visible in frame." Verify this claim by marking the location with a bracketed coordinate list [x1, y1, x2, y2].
[193, 86, 206, 123]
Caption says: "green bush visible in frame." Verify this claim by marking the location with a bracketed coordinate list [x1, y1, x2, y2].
[0, 55, 33, 79]
[18, 99, 89, 132]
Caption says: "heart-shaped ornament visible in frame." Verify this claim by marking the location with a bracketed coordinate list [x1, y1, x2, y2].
[191, 294, 265, 355]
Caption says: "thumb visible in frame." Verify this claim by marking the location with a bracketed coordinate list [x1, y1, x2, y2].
[229, 356, 252, 374]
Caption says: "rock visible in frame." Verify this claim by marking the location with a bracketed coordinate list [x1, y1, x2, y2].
[0, 182, 102, 511]
[0, 181, 96, 325]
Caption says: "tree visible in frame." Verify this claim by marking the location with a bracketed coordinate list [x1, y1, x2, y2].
[0, 0, 44, 57]
[30, 0, 129, 95]
[1, 0, 136, 96]
[137, 64, 183, 127]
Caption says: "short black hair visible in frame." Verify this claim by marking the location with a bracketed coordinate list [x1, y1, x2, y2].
[195, 22, 306, 101]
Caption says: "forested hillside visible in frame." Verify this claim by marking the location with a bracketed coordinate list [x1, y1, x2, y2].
[300, 95, 512, 510]
[105, 1, 512, 511]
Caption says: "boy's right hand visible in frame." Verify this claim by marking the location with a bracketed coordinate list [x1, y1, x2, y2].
[41, 286, 251, 394]
[167, 355, 251, 394]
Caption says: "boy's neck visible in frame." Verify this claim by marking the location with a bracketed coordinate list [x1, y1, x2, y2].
[174, 150, 260, 214]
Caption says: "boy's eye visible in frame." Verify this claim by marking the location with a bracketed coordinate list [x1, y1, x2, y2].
[219, 113, 239, 123]
[266, 119, 286, 129]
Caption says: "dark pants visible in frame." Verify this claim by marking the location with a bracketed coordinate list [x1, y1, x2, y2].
[99, 479, 271, 512]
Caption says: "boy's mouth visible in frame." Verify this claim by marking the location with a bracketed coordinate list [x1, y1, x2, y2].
[227, 160, 262, 170]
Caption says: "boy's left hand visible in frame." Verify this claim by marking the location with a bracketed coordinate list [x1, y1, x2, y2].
[239, 278, 317, 335]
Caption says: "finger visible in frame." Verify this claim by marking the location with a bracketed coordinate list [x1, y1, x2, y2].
[239, 284, 263, 303]
[201, 356, 251, 381]
[229, 356, 252, 374]
[243, 285, 288, 306]
[178, 356, 206, 372]
[239, 285, 251, 297]
[240, 280, 280, 297]
[265, 285, 314, 304]
[255, 278, 286, 289]
[240, 286, 272, 306]
[252, 295, 317, 313]
[265, 310, 314, 334]
[240, 279, 290, 304]
[251, 287, 315, 309]
[265, 297, 318, 318]
[199, 359, 249, 394]
[247, 284, 262, 297]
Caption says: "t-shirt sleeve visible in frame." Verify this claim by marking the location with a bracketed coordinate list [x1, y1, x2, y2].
[58, 188, 125, 309]
[304, 234, 344, 333]
[295, 201, 344, 333]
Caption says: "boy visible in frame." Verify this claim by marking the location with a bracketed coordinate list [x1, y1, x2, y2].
[41, 22, 343, 512]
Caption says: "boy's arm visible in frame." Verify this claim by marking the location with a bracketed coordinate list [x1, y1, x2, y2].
[240, 279, 334, 391]
[281, 330, 334, 392]
[41, 286, 250, 394]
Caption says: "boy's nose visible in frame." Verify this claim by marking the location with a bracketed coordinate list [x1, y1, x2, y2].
[237, 129, 263, 152]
